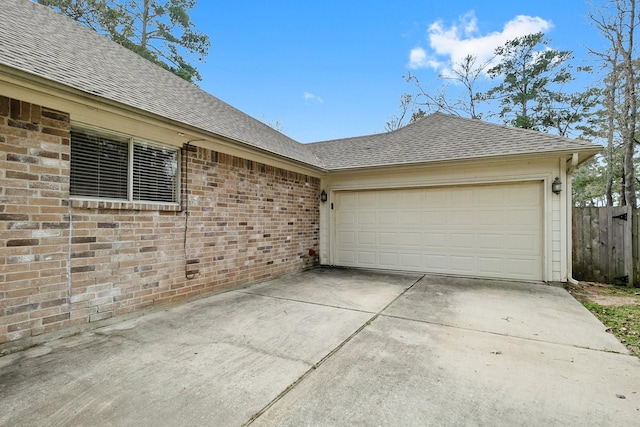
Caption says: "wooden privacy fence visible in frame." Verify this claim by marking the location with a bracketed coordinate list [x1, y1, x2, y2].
[572, 206, 637, 287]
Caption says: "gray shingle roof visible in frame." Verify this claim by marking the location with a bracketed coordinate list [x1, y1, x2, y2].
[308, 113, 601, 170]
[0, 0, 322, 168]
[1, 0, 601, 173]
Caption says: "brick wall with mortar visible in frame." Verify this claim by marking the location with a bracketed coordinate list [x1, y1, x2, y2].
[0, 96, 320, 345]
[0, 96, 71, 344]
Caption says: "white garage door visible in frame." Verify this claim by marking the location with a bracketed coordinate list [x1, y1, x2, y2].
[334, 182, 543, 281]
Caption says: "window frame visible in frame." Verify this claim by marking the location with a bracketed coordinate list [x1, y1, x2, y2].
[70, 126, 181, 206]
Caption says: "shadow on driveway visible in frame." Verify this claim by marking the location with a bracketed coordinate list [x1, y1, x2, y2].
[1, 268, 638, 426]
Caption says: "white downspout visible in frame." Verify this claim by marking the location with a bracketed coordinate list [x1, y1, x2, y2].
[567, 153, 579, 284]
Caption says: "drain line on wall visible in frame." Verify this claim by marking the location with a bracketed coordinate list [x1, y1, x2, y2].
[183, 140, 205, 280]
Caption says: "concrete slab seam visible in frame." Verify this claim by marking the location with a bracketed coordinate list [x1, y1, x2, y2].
[242, 275, 426, 426]
[379, 313, 631, 356]
[232, 289, 377, 314]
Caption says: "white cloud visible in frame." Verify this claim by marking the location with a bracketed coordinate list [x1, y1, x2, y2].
[408, 11, 553, 72]
[408, 47, 442, 70]
[303, 92, 324, 104]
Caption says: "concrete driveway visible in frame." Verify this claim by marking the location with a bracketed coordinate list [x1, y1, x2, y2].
[1, 268, 638, 426]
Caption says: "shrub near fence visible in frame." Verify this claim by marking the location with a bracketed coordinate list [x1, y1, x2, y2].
[572, 206, 637, 287]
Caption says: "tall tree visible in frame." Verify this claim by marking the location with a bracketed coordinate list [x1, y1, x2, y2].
[486, 33, 573, 130]
[589, 0, 638, 207]
[38, 0, 210, 82]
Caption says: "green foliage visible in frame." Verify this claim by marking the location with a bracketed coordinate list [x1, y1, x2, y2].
[486, 32, 591, 135]
[38, 0, 210, 82]
[572, 155, 608, 206]
[582, 300, 640, 357]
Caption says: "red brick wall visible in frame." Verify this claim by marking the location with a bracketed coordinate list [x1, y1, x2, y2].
[0, 96, 320, 345]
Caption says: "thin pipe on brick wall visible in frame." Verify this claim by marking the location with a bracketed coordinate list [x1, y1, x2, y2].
[183, 139, 205, 280]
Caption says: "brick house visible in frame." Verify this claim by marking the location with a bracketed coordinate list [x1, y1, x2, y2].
[1, 0, 600, 346]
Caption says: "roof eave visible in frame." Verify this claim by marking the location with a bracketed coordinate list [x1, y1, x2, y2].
[0, 63, 327, 174]
[323, 147, 604, 173]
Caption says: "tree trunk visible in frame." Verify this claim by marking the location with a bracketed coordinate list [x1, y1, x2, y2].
[622, 0, 638, 207]
[140, 0, 149, 49]
[605, 77, 615, 206]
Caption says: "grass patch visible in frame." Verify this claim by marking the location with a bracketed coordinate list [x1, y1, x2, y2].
[567, 282, 640, 357]
[581, 301, 640, 357]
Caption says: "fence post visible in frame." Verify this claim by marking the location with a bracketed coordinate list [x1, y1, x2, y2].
[633, 208, 638, 287]
[624, 205, 633, 287]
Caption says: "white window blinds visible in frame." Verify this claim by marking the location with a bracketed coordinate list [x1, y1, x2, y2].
[70, 129, 179, 203]
[133, 142, 178, 203]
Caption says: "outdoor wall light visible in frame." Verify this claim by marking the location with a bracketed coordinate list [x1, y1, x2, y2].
[552, 177, 562, 194]
[320, 190, 328, 202]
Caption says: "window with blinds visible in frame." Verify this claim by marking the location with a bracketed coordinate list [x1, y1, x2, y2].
[70, 129, 179, 203]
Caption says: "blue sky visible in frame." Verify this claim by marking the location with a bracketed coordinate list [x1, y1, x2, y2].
[191, 1, 605, 143]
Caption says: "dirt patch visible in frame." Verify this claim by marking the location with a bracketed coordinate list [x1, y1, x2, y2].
[566, 281, 640, 306]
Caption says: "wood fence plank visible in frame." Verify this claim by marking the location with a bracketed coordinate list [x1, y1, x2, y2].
[597, 207, 607, 281]
[572, 207, 637, 286]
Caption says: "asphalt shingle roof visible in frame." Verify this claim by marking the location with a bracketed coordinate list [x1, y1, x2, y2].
[0, 0, 322, 168]
[1, 0, 601, 172]
[308, 113, 601, 170]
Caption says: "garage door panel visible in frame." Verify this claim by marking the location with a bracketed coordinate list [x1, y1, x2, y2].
[338, 231, 355, 244]
[506, 258, 538, 278]
[448, 210, 473, 226]
[400, 253, 422, 268]
[506, 216, 541, 229]
[480, 187, 505, 205]
[450, 189, 473, 206]
[477, 234, 504, 250]
[337, 250, 356, 264]
[398, 232, 420, 246]
[378, 252, 398, 267]
[337, 211, 356, 226]
[358, 231, 376, 245]
[423, 233, 447, 248]
[424, 253, 447, 269]
[449, 255, 476, 271]
[378, 212, 397, 225]
[334, 182, 542, 281]
[378, 191, 399, 206]
[398, 190, 422, 206]
[357, 192, 376, 208]
[477, 256, 505, 275]
[379, 232, 398, 245]
[400, 211, 422, 225]
[424, 188, 448, 205]
[423, 210, 447, 225]
[358, 212, 376, 225]
[506, 234, 539, 251]
[357, 252, 376, 265]
[340, 193, 357, 207]
[450, 233, 475, 249]
[476, 209, 505, 226]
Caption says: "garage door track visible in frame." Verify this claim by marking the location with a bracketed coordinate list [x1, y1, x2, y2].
[1, 268, 638, 426]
